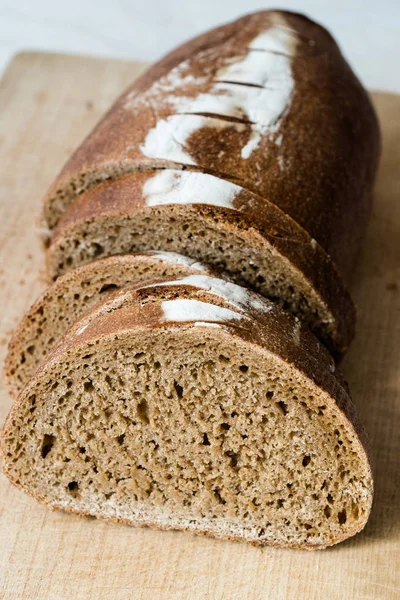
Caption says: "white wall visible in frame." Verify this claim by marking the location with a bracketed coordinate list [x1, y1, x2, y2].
[1, 0, 399, 91]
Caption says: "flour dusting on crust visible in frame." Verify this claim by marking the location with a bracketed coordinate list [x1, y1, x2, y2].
[148, 275, 273, 314]
[161, 299, 244, 323]
[140, 13, 298, 163]
[143, 170, 240, 209]
[148, 251, 208, 271]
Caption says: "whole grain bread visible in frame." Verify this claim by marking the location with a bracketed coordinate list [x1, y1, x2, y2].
[42, 9, 380, 283]
[5, 252, 212, 398]
[0, 276, 373, 549]
[47, 170, 355, 356]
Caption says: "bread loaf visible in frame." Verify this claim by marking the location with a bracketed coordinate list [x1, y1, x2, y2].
[5, 252, 212, 398]
[1, 9, 377, 550]
[42, 10, 379, 282]
[0, 276, 373, 549]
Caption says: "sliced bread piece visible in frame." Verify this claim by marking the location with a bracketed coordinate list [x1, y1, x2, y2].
[47, 169, 355, 356]
[4, 252, 210, 398]
[1, 277, 373, 549]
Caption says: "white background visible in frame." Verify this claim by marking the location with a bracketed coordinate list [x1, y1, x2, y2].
[0, 0, 399, 92]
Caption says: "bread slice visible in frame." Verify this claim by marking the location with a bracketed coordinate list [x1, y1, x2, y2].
[47, 169, 355, 356]
[41, 10, 379, 282]
[4, 251, 211, 398]
[1, 276, 373, 549]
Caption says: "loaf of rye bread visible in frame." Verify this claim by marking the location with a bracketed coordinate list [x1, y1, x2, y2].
[5, 252, 214, 398]
[0, 275, 373, 549]
[41, 10, 380, 355]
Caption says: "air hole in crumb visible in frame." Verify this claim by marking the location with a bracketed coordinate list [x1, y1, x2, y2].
[338, 510, 347, 525]
[202, 433, 211, 446]
[79, 447, 86, 454]
[221, 423, 230, 431]
[117, 434, 125, 445]
[304, 524, 312, 530]
[225, 451, 238, 467]
[41, 434, 56, 458]
[324, 505, 331, 518]
[327, 493, 334, 504]
[99, 283, 119, 294]
[27, 345, 35, 355]
[92, 243, 104, 257]
[276, 400, 288, 415]
[266, 391, 274, 399]
[218, 354, 230, 363]
[302, 455, 311, 467]
[83, 380, 94, 392]
[231, 411, 238, 418]
[137, 400, 149, 424]
[239, 365, 248, 373]
[173, 381, 183, 398]
[213, 488, 226, 505]
[67, 481, 79, 497]
[277, 499, 284, 508]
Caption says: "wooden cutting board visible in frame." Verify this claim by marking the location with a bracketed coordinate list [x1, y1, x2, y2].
[0, 52, 398, 600]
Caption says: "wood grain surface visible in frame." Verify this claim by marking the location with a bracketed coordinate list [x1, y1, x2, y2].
[0, 52, 398, 600]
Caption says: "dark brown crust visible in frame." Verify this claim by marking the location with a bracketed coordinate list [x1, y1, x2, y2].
[0, 279, 373, 549]
[48, 170, 356, 354]
[42, 9, 380, 282]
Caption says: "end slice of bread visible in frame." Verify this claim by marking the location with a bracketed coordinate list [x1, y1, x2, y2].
[1, 277, 373, 549]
